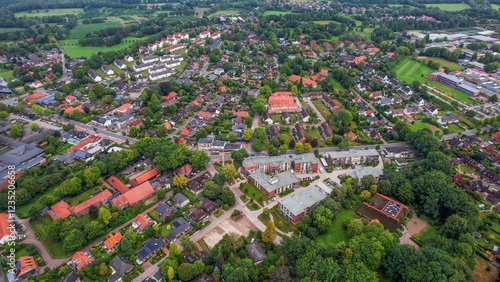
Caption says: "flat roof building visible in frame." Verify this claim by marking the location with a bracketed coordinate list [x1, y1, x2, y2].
[248, 170, 300, 197]
[278, 185, 328, 224]
[327, 149, 379, 165]
[242, 153, 319, 174]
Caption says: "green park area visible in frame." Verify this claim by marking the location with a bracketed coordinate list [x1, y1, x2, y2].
[263, 11, 298, 16]
[418, 57, 463, 71]
[315, 210, 358, 245]
[69, 21, 123, 39]
[425, 3, 471, 11]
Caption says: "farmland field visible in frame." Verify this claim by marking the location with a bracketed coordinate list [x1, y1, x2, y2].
[69, 21, 123, 39]
[425, 3, 471, 11]
[418, 57, 463, 71]
[15, 8, 84, 17]
[0, 27, 25, 34]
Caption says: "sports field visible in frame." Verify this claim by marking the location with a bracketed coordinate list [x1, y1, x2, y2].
[418, 57, 463, 71]
[425, 3, 471, 11]
[15, 8, 84, 17]
[394, 58, 476, 104]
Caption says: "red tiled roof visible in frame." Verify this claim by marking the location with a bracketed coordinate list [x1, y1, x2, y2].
[16, 256, 36, 276]
[69, 190, 112, 215]
[104, 232, 122, 250]
[64, 106, 84, 115]
[70, 251, 94, 270]
[0, 213, 11, 239]
[68, 135, 101, 153]
[289, 75, 301, 82]
[111, 181, 155, 208]
[353, 56, 366, 65]
[25, 92, 45, 102]
[180, 128, 189, 136]
[134, 214, 154, 231]
[176, 163, 192, 175]
[232, 111, 249, 118]
[49, 201, 71, 220]
[129, 168, 160, 187]
[107, 176, 130, 194]
[163, 91, 177, 102]
[164, 121, 172, 129]
[116, 103, 133, 112]
[198, 111, 212, 119]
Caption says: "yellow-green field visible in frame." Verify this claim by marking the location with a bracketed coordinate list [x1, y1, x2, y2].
[263, 11, 298, 16]
[418, 56, 464, 71]
[492, 4, 500, 10]
[425, 3, 471, 11]
[69, 21, 123, 39]
[0, 27, 25, 34]
[15, 8, 84, 17]
[61, 42, 135, 58]
[313, 20, 341, 25]
[209, 10, 240, 16]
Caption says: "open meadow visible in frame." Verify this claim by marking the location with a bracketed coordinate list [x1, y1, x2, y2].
[15, 8, 83, 17]
[425, 3, 471, 11]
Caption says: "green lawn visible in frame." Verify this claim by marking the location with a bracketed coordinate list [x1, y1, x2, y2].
[240, 183, 268, 204]
[0, 27, 25, 34]
[67, 187, 101, 206]
[425, 3, 471, 11]
[411, 122, 431, 131]
[31, 216, 71, 258]
[15, 8, 84, 17]
[246, 201, 261, 211]
[413, 226, 437, 242]
[492, 4, 500, 10]
[313, 20, 340, 25]
[17, 186, 60, 218]
[209, 10, 240, 16]
[312, 100, 329, 117]
[271, 206, 299, 234]
[0, 69, 14, 80]
[69, 21, 123, 39]
[418, 57, 463, 71]
[263, 11, 298, 16]
[62, 42, 136, 58]
[328, 77, 346, 91]
[394, 57, 476, 105]
[315, 210, 358, 245]
[306, 129, 326, 147]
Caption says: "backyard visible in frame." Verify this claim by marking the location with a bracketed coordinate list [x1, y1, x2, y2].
[315, 210, 358, 245]
[31, 216, 71, 258]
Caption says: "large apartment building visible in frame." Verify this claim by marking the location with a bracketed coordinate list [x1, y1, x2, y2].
[242, 153, 319, 174]
[278, 185, 328, 224]
[326, 149, 379, 165]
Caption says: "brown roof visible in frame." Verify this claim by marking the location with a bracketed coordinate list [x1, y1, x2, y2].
[176, 163, 192, 175]
[70, 190, 112, 215]
[107, 176, 130, 194]
[129, 168, 160, 187]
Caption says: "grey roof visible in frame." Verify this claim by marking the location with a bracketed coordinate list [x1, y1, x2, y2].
[137, 238, 166, 261]
[249, 171, 299, 193]
[173, 193, 189, 205]
[167, 217, 192, 240]
[0, 144, 44, 165]
[244, 242, 267, 264]
[61, 271, 80, 282]
[431, 72, 462, 84]
[117, 114, 134, 123]
[279, 185, 328, 216]
[242, 153, 318, 168]
[198, 137, 213, 144]
[156, 202, 176, 217]
[345, 165, 384, 179]
[109, 255, 134, 282]
[153, 270, 164, 281]
[457, 83, 479, 93]
[326, 149, 379, 159]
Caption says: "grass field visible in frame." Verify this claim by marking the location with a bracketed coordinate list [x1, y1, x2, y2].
[209, 10, 240, 16]
[15, 8, 84, 17]
[62, 42, 135, 58]
[472, 256, 499, 282]
[492, 4, 500, 10]
[240, 183, 268, 204]
[316, 210, 358, 245]
[418, 57, 463, 71]
[0, 27, 25, 34]
[0, 69, 14, 80]
[31, 216, 71, 258]
[67, 187, 101, 206]
[263, 11, 298, 16]
[69, 21, 123, 39]
[394, 57, 476, 105]
[313, 20, 341, 25]
[425, 3, 471, 11]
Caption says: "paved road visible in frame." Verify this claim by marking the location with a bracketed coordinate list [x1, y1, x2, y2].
[306, 100, 326, 124]
[18, 217, 68, 272]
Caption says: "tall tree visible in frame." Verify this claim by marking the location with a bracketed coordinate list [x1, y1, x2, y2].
[262, 220, 277, 243]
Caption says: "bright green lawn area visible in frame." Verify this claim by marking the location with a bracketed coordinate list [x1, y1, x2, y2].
[411, 122, 431, 131]
[313, 20, 340, 25]
[161, 225, 172, 237]
[328, 77, 346, 91]
[240, 183, 268, 204]
[263, 11, 298, 16]
[15, 247, 30, 259]
[209, 10, 240, 16]
[67, 187, 102, 206]
[356, 28, 374, 41]
[425, 3, 471, 11]
[0, 69, 14, 80]
[413, 226, 437, 242]
[31, 216, 71, 258]
[306, 129, 326, 147]
[418, 57, 463, 71]
[62, 42, 136, 58]
[69, 21, 123, 39]
[17, 187, 60, 218]
[0, 28, 25, 34]
[394, 57, 476, 105]
[15, 8, 84, 17]
[247, 201, 261, 211]
[271, 206, 299, 234]
[312, 100, 329, 117]
[492, 4, 500, 10]
[316, 210, 358, 245]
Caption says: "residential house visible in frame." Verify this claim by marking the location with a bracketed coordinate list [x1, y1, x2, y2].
[425, 104, 438, 115]
[156, 203, 176, 220]
[382, 146, 412, 158]
[132, 214, 154, 233]
[136, 238, 166, 265]
[438, 115, 459, 126]
[101, 65, 114, 76]
[129, 168, 160, 187]
[111, 181, 155, 209]
[198, 137, 213, 150]
[65, 95, 77, 105]
[109, 255, 134, 282]
[14, 256, 37, 279]
[88, 70, 102, 82]
[300, 108, 310, 122]
[268, 92, 300, 113]
[175, 163, 193, 176]
[173, 193, 189, 208]
[320, 122, 333, 138]
[114, 59, 126, 69]
[115, 103, 133, 116]
[187, 177, 205, 196]
[245, 242, 267, 264]
[188, 208, 209, 224]
[166, 217, 192, 243]
[263, 111, 273, 125]
[104, 232, 123, 253]
[379, 97, 392, 106]
[0, 213, 11, 245]
[69, 252, 94, 270]
[115, 115, 135, 129]
[295, 123, 307, 142]
[200, 198, 219, 214]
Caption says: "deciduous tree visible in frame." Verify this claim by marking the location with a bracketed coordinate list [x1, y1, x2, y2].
[262, 220, 277, 243]
[172, 175, 188, 189]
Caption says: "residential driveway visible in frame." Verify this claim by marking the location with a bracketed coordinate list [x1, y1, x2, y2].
[306, 100, 326, 123]
[19, 218, 69, 272]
